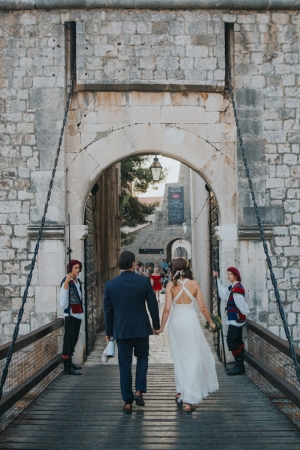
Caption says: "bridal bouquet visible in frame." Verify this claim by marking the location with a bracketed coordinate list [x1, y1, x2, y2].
[205, 314, 222, 333]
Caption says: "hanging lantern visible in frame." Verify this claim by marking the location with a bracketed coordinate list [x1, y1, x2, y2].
[182, 221, 187, 234]
[150, 156, 162, 181]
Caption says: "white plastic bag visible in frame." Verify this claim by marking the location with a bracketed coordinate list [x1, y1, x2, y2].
[102, 339, 115, 363]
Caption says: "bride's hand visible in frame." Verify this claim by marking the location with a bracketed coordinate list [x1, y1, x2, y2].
[154, 328, 163, 335]
[210, 322, 216, 330]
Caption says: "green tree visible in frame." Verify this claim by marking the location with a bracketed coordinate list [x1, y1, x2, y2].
[121, 156, 167, 242]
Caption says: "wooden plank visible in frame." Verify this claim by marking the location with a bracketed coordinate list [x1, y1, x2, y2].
[1, 364, 299, 449]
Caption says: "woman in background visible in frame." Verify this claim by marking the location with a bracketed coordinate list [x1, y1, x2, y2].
[150, 267, 162, 302]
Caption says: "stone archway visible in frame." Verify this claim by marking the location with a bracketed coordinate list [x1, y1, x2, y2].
[171, 239, 191, 259]
[66, 91, 237, 361]
[67, 122, 237, 274]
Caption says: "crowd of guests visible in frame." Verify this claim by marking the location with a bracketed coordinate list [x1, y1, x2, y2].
[134, 258, 192, 302]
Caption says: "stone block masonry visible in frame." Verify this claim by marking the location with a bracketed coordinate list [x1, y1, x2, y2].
[0, 7, 299, 352]
[234, 11, 300, 344]
[76, 10, 225, 88]
[0, 10, 67, 344]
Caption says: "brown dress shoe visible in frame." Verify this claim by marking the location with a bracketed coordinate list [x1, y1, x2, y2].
[122, 403, 132, 414]
[134, 391, 145, 406]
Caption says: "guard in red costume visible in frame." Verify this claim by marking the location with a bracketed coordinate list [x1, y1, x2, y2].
[213, 267, 250, 375]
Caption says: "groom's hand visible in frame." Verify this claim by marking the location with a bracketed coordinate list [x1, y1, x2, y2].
[106, 336, 112, 342]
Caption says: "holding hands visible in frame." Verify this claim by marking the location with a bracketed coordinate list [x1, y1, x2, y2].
[153, 328, 163, 335]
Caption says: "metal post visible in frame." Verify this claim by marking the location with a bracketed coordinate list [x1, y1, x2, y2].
[215, 277, 227, 371]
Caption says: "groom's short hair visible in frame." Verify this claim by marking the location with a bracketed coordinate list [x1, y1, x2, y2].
[119, 251, 135, 270]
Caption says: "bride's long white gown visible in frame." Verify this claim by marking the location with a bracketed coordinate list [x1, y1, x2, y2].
[168, 279, 219, 405]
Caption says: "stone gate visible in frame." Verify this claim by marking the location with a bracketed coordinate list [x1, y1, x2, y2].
[0, 1, 300, 360]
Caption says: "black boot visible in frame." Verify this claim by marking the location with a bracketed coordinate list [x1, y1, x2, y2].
[63, 360, 82, 375]
[71, 362, 82, 370]
[227, 357, 245, 376]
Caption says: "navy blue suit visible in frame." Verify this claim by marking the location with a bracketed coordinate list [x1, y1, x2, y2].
[104, 271, 160, 403]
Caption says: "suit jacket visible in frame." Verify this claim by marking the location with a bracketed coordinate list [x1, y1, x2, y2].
[104, 271, 160, 340]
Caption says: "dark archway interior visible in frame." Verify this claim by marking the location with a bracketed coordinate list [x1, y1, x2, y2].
[84, 156, 220, 357]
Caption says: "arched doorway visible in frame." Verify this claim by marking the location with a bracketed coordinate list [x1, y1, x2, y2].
[171, 239, 191, 259]
[66, 91, 237, 360]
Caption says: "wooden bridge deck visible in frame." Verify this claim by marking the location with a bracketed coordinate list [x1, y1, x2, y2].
[1, 364, 300, 450]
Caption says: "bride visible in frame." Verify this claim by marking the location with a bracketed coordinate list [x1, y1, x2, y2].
[156, 257, 219, 411]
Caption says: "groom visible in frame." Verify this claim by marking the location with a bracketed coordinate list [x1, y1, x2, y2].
[104, 251, 160, 413]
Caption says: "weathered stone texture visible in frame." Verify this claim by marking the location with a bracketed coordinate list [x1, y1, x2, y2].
[0, 8, 299, 349]
[76, 10, 225, 87]
[235, 11, 300, 343]
[0, 10, 66, 344]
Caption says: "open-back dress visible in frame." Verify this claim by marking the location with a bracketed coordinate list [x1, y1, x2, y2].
[168, 279, 219, 404]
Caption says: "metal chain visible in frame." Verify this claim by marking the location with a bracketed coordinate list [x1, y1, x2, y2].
[0, 63, 76, 401]
[226, 66, 300, 382]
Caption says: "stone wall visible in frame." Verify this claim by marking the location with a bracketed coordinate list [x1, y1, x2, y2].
[76, 9, 224, 88]
[0, 7, 299, 350]
[0, 11, 67, 344]
[233, 12, 300, 342]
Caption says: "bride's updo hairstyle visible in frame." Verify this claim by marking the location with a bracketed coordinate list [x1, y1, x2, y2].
[172, 258, 193, 286]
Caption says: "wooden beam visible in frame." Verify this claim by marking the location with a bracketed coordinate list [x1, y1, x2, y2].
[246, 320, 300, 364]
[0, 319, 64, 360]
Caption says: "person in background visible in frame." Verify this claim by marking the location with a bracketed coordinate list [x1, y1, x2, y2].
[161, 259, 168, 271]
[151, 267, 162, 302]
[139, 263, 148, 276]
[160, 268, 166, 294]
[213, 267, 250, 375]
[60, 259, 84, 376]
[164, 270, 171, 288]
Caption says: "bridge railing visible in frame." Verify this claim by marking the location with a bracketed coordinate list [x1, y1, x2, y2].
[0, 319, 64, 430]
[245, 319, 300, 428]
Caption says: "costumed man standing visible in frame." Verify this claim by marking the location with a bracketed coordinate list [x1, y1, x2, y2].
[104, 251, 160, 413]
[60, 259, 84, 375]
[213, 267, 250, 375]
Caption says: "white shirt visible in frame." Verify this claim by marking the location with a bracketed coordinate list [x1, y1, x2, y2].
[59, 277, 84, 320]
[217, 279, 250, 327]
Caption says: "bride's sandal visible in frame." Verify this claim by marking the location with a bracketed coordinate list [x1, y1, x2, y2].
[184, 403, 196, 412]
[175, 393, 182, 403]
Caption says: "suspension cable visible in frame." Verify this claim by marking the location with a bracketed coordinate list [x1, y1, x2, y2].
[0, 63, 76, 401]
[226, 66, 300, 382]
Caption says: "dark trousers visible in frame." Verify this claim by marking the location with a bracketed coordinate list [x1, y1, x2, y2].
[227, 325, 244, 358]
[62, 316, 82, 357]
[116, 337, 149, 404]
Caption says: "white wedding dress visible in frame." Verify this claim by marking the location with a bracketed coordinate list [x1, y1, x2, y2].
[168, 279, 219, 405]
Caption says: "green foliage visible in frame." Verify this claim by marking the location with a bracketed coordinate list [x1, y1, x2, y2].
[121, 156, 167, 231]
[121, 230, 135, 247]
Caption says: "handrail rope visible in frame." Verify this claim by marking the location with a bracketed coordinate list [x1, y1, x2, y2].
[226, 65, 300, 382]
[0, 63, 76, 402]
